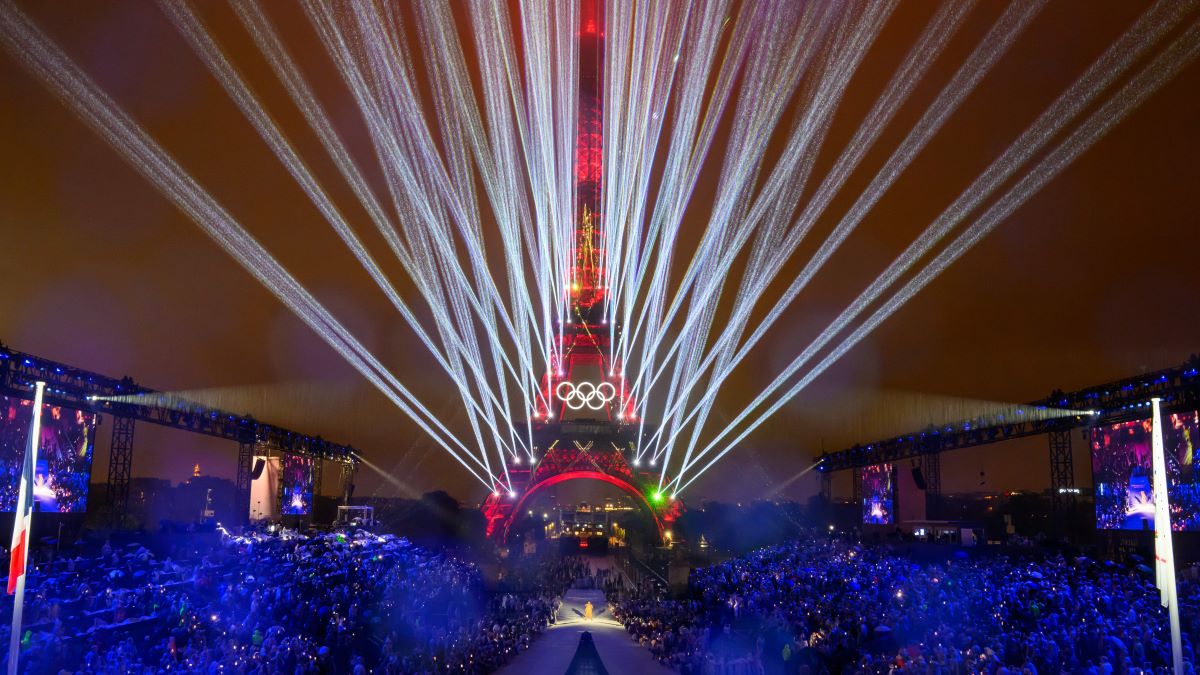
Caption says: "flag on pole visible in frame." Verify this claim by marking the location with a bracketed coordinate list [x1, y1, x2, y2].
[7, 381, 44, 675]
[7, 383, 43, 595]
[1150, 397, 1184, 675]
[1151, 399, 1171, 606]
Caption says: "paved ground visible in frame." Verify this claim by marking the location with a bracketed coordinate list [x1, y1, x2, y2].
[495, 560, 675, 675]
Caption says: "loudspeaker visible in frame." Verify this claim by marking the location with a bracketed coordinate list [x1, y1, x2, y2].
[250, 458, 266, 480]
[912, 466, 927, 491]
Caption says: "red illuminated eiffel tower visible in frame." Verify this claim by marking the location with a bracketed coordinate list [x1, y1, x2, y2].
[483, 0, 681, 543]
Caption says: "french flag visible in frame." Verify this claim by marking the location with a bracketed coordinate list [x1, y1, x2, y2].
[8, 383, 44, 595]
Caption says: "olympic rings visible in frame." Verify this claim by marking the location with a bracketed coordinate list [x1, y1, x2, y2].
[554, 381, 617, 411]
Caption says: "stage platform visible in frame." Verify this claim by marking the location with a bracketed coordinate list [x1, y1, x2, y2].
[495, 586, 674, 675]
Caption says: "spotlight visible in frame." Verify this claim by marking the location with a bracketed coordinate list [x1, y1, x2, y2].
[508, 490, 517, 499]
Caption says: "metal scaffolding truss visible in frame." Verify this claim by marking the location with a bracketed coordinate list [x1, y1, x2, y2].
[818, 355, 1200, 472]
[0, 343, 356, 461]
[106, 415, 136, 528]
[1, 341, 357, 527]
[1048, 428, 1075, 511]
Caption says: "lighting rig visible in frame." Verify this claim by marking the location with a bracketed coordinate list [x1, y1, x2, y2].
[817, 354, 1200, 510]
[0, 341, 357, 527]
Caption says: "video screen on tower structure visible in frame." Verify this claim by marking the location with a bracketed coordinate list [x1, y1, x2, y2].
[861, 463, 894, 525]
[1091, 410, 1200, 531]
[281, 454, 314, 516]
[0, 394, 98, 513]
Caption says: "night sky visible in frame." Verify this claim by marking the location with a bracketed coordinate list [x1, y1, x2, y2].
[2, 1, 1198, 506]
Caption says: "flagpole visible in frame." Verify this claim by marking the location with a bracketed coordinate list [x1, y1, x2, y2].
[1151, 397, 1184, 675]
[7, 381, 44, 675]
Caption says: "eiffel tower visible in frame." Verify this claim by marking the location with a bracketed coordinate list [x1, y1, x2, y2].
[482, 0, 681, 543]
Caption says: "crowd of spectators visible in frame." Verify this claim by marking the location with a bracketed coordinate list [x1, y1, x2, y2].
[1, 529, 579, 674]
[615, 535, 1199, 675]
[8, 523, 1199, 674]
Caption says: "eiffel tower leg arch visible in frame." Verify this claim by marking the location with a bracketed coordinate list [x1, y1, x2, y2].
[493, 471, 680, 544]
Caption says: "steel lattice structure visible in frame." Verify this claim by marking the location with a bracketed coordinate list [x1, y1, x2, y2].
[483, 0, 681, 542]
[817, 355, 1200, 495]
[0, 341, 357, 525]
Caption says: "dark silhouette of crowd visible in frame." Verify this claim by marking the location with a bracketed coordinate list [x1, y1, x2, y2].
[615, 535, 1199, 675]
[8, 523, 1200, 674]
[1, 529, 579, 674]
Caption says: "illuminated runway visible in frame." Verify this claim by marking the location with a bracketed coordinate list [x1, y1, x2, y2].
[495, 587, 675, 675]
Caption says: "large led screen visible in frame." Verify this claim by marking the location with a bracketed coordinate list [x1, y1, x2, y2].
[281, 454, 314, 516]
[0, 394, 97, 512]
[861, 463, 894, 525]
[1092, 410, 1200, 531]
